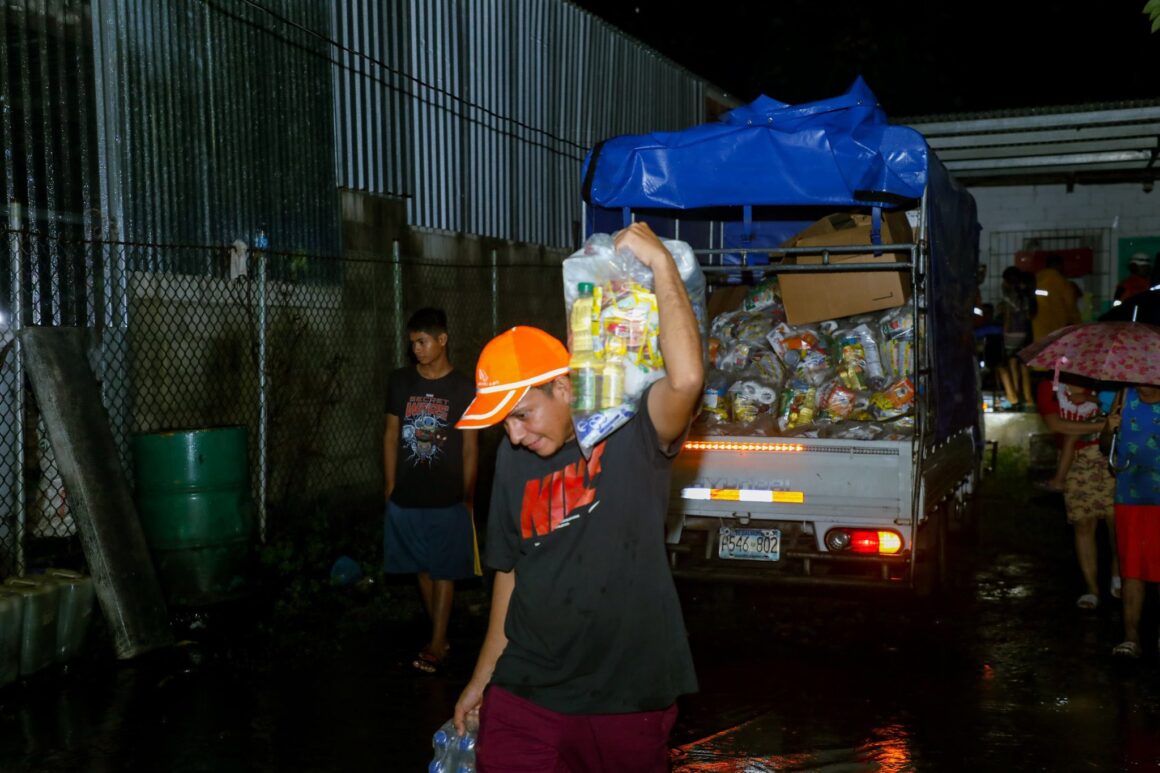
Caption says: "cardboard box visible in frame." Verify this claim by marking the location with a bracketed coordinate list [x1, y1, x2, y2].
[706, 285, 750, 322]
[778, 212, 913, 325]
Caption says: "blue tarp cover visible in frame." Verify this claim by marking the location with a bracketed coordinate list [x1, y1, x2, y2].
[582, 77, 928, 210]
[581, 78, 980, 445]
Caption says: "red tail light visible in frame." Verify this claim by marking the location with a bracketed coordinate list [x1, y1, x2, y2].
[825, 528, 903, 555]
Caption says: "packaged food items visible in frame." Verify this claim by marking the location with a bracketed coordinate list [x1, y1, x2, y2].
[728, 379, 779, 426]
[816, 381, 859, 422]
[833, 323, 888, 391]
[766, 323, 835, 386]
[834, 330, 870, 391]
[748, 348, 786, 387]
[712, 310, 775, 346]
[703, 295, 919, 439]
[563, 234, 707, 456]
[777, 380, 818, 432]
[715, 339, 756, 373]
[741, 277, 785, 320]
[573, 403, 637, 451]
[710, 309, 743, 341]
[701, 370, 732, 422]
[870, 378, 915, 420]
[734, 313, 775, 345]
[880, 306, 914, 379]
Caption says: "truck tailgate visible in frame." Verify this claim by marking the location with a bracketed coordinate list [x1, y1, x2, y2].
[670, 436, 914, 526]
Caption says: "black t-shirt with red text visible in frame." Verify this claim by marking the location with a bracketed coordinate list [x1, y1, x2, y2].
[485, 397, 698, 714]
[386, 367, 475, 508]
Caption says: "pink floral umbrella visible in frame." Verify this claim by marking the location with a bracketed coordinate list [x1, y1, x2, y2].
[1018, 321, 1160, 385]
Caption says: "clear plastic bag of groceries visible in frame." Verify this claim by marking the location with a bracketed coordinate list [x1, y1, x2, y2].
[562, 234, 707, 456]
[777, 378, 819, 433]
[766, 322, 836, 387]
[878, 306, 915, 380]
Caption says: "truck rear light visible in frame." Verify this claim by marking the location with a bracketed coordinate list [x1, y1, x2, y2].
[683, 441, 805, 453]
[825, 528, 903, 555]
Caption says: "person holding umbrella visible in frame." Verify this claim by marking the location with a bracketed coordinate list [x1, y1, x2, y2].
[1105, 383, 1160, 659]
[1021, 320, 1160, 615]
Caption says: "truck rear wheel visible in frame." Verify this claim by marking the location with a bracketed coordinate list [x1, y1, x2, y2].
[914, 505, 947, 598]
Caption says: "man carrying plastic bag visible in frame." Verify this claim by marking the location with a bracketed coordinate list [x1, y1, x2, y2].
[561, 232, 707, 457]
[453, 223, 703, 771]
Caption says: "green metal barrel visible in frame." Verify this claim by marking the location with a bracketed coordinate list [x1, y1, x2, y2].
[132, 427, 254, 606]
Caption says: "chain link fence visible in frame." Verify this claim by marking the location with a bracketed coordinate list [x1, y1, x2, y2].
[1, 224, 565, 576]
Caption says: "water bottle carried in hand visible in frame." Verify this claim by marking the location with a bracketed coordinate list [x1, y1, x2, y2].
[429, 717, 477, 773]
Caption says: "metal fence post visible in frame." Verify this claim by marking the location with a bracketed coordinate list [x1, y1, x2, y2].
[256, 249, 268, 542]
[391, 240, 403, 368]
[8, 202, 25, 575]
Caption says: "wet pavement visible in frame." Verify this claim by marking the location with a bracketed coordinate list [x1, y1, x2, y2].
[4, 466, 1160, 771]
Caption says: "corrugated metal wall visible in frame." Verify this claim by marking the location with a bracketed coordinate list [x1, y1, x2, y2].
[0, 0, 99, 327]
[331, 0, 708, 249]
[92, 0, 340, 257]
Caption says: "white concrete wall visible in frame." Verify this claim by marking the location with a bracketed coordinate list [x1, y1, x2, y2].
[973, 182, 1160, 314]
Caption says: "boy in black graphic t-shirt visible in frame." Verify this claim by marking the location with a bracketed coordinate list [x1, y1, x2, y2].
[453, 224, 703, 771]
[384, 307, 478, 675]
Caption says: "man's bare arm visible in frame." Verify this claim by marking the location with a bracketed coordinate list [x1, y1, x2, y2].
[453, 569, 514, 733]
[613, 223, 703, 448]
[384, 413, 400, 500]
[462, 428, 479, 508]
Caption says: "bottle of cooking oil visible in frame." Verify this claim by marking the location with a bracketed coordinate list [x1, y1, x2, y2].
[570, 283, 599, 412]
[600, 328, 627, 409]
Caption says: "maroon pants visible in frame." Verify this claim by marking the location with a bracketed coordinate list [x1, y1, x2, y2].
[476, 685, 677, 772]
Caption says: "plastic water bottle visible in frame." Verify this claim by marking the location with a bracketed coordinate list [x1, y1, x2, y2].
[432, 719, 456, 755]
[430, 718, 477, 772]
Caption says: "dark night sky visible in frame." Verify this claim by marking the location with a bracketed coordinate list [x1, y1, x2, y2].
[570, 1, 1160, 117]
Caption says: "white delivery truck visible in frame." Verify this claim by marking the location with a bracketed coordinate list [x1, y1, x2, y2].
[581, 79, 981, 593]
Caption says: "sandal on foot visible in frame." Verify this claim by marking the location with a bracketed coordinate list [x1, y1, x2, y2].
[1112, 641, 1141, 658]
[412, 651, 445, 675]
[1076, 593, 1099, 610]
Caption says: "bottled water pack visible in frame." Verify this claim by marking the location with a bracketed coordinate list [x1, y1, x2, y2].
[429, 718, 477, 773]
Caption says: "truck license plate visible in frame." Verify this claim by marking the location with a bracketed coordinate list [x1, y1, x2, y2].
[718, 527, 780, 561]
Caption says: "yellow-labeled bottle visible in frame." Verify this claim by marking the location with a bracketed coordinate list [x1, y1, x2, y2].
[600, 331, 627, 409]
[570, 348, 599, 413]
[571, 282, 595, 353]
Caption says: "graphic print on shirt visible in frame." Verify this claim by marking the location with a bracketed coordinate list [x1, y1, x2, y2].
[519, 443, 607, 539]
[1055, 385, 1099, 421]
[401, 394, 451, 466]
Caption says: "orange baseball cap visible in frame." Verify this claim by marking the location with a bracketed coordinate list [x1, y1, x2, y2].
[456, 326, 570, 429]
